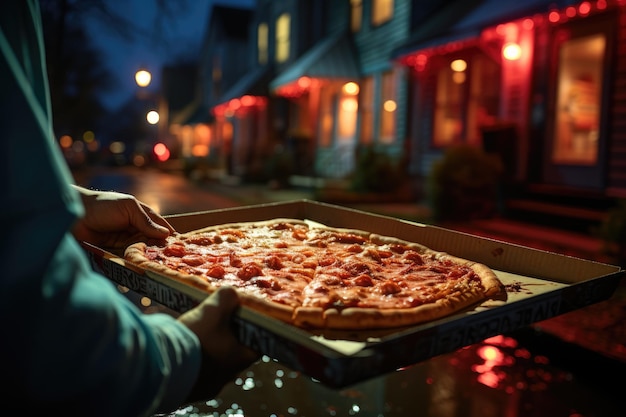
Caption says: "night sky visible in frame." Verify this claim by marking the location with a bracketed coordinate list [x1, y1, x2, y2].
[84, 0, 253, 111]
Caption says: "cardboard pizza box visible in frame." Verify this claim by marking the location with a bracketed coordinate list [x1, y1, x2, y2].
[81, 200, 624, 388]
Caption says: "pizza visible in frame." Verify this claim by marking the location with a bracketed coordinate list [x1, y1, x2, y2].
[124, 218, 506, 329]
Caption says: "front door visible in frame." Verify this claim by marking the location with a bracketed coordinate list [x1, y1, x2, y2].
[542, 13, 615, 190]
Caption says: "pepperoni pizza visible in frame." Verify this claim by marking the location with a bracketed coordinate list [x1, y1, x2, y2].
[124, 218, 505, 329]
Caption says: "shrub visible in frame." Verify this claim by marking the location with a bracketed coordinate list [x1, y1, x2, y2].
[596, 199, 626, 263]
[427, 144, 503, 221]
[350, 145, 403, 193]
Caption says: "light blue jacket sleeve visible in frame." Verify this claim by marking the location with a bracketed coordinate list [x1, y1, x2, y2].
[0, 2, 201, 415]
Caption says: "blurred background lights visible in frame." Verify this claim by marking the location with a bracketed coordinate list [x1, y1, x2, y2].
[450, 59, 467, 72]
[502, 42, 522, 60]
[109, 141, 126, 154]
[383, 99, 397, 112]
[146, 110, 160, 124]
[59, 134, 73, 148]
[153, 142, 170, 162]
[342, 81, 360, 95]
[134, 69, 151, 87]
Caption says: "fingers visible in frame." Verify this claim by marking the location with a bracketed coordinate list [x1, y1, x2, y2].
[208, 286, 239, 313]
[139, 201, 176, 233]
[127, 200, 175, 239]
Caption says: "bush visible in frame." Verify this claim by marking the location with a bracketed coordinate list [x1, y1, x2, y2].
[427, 144, 503, 221]
[350, 146, 403, 193]
[596, 199, 626, 263]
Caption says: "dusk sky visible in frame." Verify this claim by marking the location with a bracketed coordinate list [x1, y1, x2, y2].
[85, 0, 253, 111]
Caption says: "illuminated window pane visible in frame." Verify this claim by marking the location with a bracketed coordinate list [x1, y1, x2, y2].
[258, 23, 268, 65]
[553, 33, 604, 165]
[433, 65, 464, 146]
[350, 0, 362, 32]
[276, 13, 290, 63]
[338, 97, 358, 140]
[379, 70, 396, 143]
[372, 0, 393, 26]
[319, 90, 333, 147]
[359, 76, 374, 144]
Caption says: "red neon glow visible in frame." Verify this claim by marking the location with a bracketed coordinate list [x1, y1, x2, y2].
[548, 10, 561, 23]
[212, 95, 267, 117]
[153, 142, 170, 162]
[240, 95, 255, 106]
[297, 76, 311, 88]
[522, 18, 534, 30]
[597, 0, 607, 10]
[229, 98, 241, 110]
[502, 42, 522, 60]
[578, 1, 591, 15]
[565, 6, 577, 17]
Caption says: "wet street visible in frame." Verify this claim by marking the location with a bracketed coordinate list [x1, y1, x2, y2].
[72, 165, 248, 215]
[72, 165, 625, 417]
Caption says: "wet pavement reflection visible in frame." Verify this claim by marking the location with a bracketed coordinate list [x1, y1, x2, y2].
[157, 331, 623, 417]
[74, 166, 624, 417]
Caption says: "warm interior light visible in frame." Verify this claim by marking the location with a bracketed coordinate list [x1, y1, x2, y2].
[383, 100, 397, 112]
[342, 82, 360, 95]
[502, 42, 522, 60]
[450, 59, 467, 72]
[452, 72, 466, 84]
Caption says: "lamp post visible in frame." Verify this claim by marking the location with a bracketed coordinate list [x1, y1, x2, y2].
[135, 69, 152, 88]
[134, 67, 171, 163]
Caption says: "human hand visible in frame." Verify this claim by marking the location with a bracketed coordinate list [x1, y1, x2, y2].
[71, 185, 175, 248]
[178, 287, 260, 403]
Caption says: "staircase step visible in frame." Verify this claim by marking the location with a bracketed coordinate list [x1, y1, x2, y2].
[506, 199, 607, 222]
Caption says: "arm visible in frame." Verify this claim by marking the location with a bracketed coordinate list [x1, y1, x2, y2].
[1, 2, 257, 415]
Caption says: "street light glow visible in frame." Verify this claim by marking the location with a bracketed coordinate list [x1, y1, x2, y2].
[135, 69, 152, 87]
[146, 110, 159, 124]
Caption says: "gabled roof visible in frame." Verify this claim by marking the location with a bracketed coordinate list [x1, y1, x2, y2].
[213, 66, 272, 107]
[269, 31, 360, 92]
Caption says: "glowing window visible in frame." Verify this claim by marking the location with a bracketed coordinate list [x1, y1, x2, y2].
[275, 13, 291, 63]
[372, 0, 394, 26]
[553, 33, 605, 165]
[258, 23, 268, 65]
[379, 70, 397, 143]
[350, 0, 362, 32]
[359, 76, 374, 144]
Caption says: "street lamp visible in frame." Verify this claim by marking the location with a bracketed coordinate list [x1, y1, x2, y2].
[146, 110, 160, 125]
[135, 69, 152, 88]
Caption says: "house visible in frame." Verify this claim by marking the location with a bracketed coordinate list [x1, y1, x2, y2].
[393, 0, 624, 228]
[167, 0, 624, 230]
[169, 2, 258, 180]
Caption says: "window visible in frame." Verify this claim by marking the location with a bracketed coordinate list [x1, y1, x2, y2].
[319, 90, 334, 147]
[432, 53, 499, 147]
[257, 23, 268, 65]
[350, 0, 362, 33]
[379, 70, 397, 143]
[275, 13, 290, 63]
[212, 55, 222, 99]
[338, 82, 359, 140]
[552, 33, 605, 165]
[372, 0, 393, 26]
[359, 76, 374, 144]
